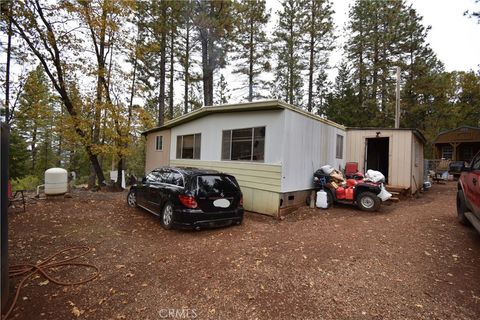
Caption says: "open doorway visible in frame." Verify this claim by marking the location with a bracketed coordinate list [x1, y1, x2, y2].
[365, 137, 389, 183]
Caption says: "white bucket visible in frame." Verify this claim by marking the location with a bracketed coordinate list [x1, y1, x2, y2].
[316, 190, 328, 209]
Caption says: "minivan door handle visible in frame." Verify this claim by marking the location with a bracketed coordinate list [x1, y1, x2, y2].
[473, 177, 477, 185]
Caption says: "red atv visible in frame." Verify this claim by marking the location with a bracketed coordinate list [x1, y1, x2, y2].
[310, 170, 384, 212]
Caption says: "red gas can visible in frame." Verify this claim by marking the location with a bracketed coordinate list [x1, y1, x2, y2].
[336, 187, 346, 199]
[345, 187, 354, 200]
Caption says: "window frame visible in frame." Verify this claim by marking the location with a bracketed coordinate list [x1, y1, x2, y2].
[442, 145, 453, 160]
[155, 135, 163, 151]
[176, 133, 201, 159]
[336, 134, 344, 159]
[221, 126, 266, 162]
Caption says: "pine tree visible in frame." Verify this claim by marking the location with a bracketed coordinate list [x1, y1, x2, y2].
[272, 0, 305, 106]
[302, 0, 335, 112]
[15, 65, 54, 175]
[323, 61, 361, 126]
[8, 129, 30, 180]
[136, 0, 171, 126]
[345, 0, 442, 127]
[400, 5, 444, 130]
[231, 0, 271, 102]
[177, 0, 201, 114]
[214, 74, 231, 105]
[196, 0, 234, 106]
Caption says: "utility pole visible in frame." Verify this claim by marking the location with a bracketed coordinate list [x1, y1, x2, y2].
[395, 66, 401, 129]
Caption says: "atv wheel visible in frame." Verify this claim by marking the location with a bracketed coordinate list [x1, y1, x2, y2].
[357, 191, 381, 212]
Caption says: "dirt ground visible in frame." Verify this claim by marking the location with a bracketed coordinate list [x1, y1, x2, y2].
[4, 182, 480, 320]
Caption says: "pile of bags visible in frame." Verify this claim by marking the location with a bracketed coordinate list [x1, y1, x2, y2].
[316, 165, 391, 203]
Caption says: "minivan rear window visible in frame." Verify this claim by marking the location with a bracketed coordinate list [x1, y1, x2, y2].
[197, 175, 239, 195]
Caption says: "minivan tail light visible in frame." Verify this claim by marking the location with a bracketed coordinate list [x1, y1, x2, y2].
[239, 196, 243, 207]
[179, 195, 198, 209]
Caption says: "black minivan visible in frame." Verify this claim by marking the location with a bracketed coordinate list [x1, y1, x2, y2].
[127, 167, 244, 230]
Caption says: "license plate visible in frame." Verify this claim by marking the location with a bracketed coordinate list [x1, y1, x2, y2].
[213, 198, 230, 208]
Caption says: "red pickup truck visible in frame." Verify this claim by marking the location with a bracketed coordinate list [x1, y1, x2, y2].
[457, 150, 480, 233]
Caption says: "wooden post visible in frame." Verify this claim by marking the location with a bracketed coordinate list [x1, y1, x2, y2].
[309, 191, 315, 209]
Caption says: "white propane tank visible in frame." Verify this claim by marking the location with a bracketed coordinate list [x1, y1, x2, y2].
[316, 190, 328, 209]
[44, 168, 68, 195]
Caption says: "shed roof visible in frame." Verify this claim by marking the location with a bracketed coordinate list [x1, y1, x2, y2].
[142, 99, 345, 135]
[433, 126, 480, 144]
[346, 127, 427, 144]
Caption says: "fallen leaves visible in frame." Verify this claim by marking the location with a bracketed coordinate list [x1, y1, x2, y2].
[38, 280, 49, 286]
[71, 306, 84, 317]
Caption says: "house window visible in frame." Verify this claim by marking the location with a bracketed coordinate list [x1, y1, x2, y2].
[222, 127, 265, 161]
[460, 146, 473, 162]
[336, 135, 344, 159]
[442, 145, 453, 160]
[155, 136, 163, 151]
[176, 133, 201, 159]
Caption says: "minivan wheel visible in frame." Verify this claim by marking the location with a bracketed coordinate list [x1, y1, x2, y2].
[357, 191, 381, 212]
[456, 190, 470, 226]
[127, 190, 137, 208]
[160, 202, 174, 230]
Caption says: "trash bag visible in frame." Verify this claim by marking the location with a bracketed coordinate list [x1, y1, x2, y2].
[319, 165, 334, 175]
[316, 190, 328, 209]
[377, 184, 392, 201]
[365, 169, 385, 183]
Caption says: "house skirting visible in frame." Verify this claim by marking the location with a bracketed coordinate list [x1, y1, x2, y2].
[170, 159, 283, 217]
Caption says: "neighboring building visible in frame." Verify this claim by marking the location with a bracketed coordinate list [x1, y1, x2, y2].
[433, 126, 480, 163]
[143, 100, 346, 217]
[346, 128, 426, 194]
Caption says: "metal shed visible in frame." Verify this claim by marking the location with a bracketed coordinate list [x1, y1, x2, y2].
[346, 128, 426, 194]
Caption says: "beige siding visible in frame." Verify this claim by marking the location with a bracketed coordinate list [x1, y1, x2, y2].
[145, 130, 171, 173]
[171, 159, 281, 216]
[346, 129, 414, 190]
[410, 135, 424, 194]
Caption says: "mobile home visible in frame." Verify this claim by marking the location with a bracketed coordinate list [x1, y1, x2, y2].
[143, 100, 346, 217]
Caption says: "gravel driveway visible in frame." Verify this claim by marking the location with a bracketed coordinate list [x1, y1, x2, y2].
[5, 182, 480, 319]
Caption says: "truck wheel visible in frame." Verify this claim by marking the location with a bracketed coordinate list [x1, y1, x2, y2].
[456, 190, 470, 226]
[357, 192, 381, 212]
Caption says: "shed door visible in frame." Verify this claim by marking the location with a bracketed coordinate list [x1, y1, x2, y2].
[366, 137, 389, 183]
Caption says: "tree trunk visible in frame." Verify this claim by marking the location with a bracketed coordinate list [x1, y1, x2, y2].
[5, 10, 12, 124]
[115, 157, 124, 190]
[201, 30, 213, 106]
[307, 0, 315, 112]
[169, 29, 174, 119]
[288, 18, 293, 104]
[248, 17, 254, 102]
[31, 127, 37, 171]
[158, 5, 167, 126]
[184, 21, 190, 114]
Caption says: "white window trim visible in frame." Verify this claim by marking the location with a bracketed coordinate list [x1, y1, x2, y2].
[221, 126, 266, 162]
[177, 133, 201, 159]
[155, 135, 163, 151]
[336, 134, 344, 159]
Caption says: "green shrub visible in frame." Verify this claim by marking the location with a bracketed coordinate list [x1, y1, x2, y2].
[11, 175, 41, 191]
[75, 175, 90, 185]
